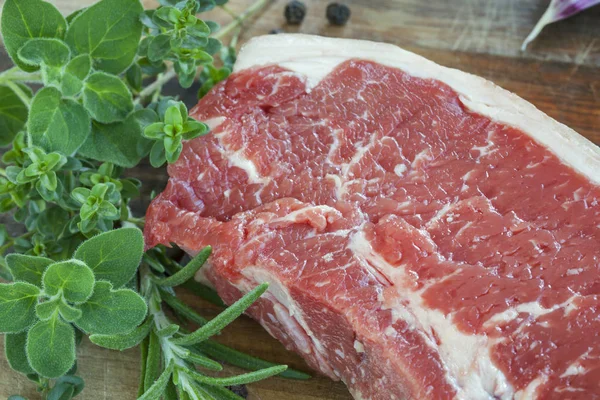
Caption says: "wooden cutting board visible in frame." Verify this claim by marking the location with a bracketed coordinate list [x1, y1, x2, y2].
[0, 0, 599, 399]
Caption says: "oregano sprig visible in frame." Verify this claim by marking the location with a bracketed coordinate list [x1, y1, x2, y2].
[0, 0, 309, 399]
[0, 229, 147, 379]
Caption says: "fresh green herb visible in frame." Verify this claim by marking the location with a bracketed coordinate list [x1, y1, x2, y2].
[144, 102, 209, 167]
[0, 0, 309, 399]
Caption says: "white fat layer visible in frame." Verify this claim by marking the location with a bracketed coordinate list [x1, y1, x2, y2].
[561, 364, 587, 378]
[193, 260, 214, 287]
[212, 127, 270, 186]
[347, 388, 369, 400]
[515, 376, 547, 400]
[239, 267, 337, 377]
[483, 295, 580, 329]
[394, 163, 407, 177]
[273, 303, 311, 354]
[560, 349, 592, 378]
[348, 230, 514, 400]
[271, 204, 341, 224]
[354, 340, 365, 353]
[234, 34, 600, 185]
[226, 149, 269, 185]
[203, 116, 226, 130]
[426, 202, 453, 228]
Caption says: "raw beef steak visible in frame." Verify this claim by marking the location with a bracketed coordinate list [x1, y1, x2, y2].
[145, 34, 600, 400]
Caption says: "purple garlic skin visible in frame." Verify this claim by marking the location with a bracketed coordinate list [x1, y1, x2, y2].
[522, 0, 600, 50]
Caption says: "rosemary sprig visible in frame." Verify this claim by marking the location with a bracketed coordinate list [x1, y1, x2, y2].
[138, 248, 300, 399]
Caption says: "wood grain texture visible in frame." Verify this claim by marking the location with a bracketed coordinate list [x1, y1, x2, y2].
[0, 0, 599, 399]
[2, 0, 600, 67]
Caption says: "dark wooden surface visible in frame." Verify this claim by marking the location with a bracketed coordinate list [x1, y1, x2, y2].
[0, 0, 599, 399]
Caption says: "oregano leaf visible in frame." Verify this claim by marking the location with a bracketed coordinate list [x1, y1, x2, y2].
[28, 87, 91, 154]
[58, 298, 83, 322]
[83, 72, 134, 123]
[205, 20, 220, 33]
[42, 259, 95, 304]
[47, 382, 74, 400]
[64, 0, 143, 74]
[6, 254, 53, 287]
[55, 375, 85, 397]
[147, 34, 171, 62]
[17, 38, 71, 68]
[126, 63, 142, 92]
[73, 227, 144, 288]
[89, 316, 153, 350]
[149, 141, 167, 168]
[0, 84, 31, 146]
[65, 54, 92, 80]
[0, 282, 40, 333]
[5, 332, 35, 375]
[26, 314, 76, 378]
[132, 108, 159, 130]
[40, 65, 63, 89]
[76, 281, 147, 335]
[77, 114, 152, 168]
[61, 54, 92, 97]
[157, 0, 181, 5]
[0, 0, 67, 72]
[36, 296, 61, 321]
[66, 7, 88, 24]
[197, 0, 217, 12]
[36, 206, 70, 240]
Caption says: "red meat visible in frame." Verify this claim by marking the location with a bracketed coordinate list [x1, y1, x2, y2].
[145, 35, 600, 400]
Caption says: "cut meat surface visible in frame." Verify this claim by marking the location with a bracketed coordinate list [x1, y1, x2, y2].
[145, 34, 600, 400]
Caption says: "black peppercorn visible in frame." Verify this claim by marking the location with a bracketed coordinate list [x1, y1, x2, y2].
[285, 1, 307, 25]
[326, 3, 351, 26]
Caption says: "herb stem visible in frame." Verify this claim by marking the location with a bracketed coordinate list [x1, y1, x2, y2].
[5, 80, 32, 107]
[38, 377, 50, 399]
[220, 5, 239, 19]
[229, 25, 242, 50]
[0, 231, 35, 256]
[134, 69, 177, 105]
[0, 66, 42, 84]
[127, 216, 146, 228]
[0, 242, 12, 256]
[140, 265, 204, 399]
[213, 0, 272, 41]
